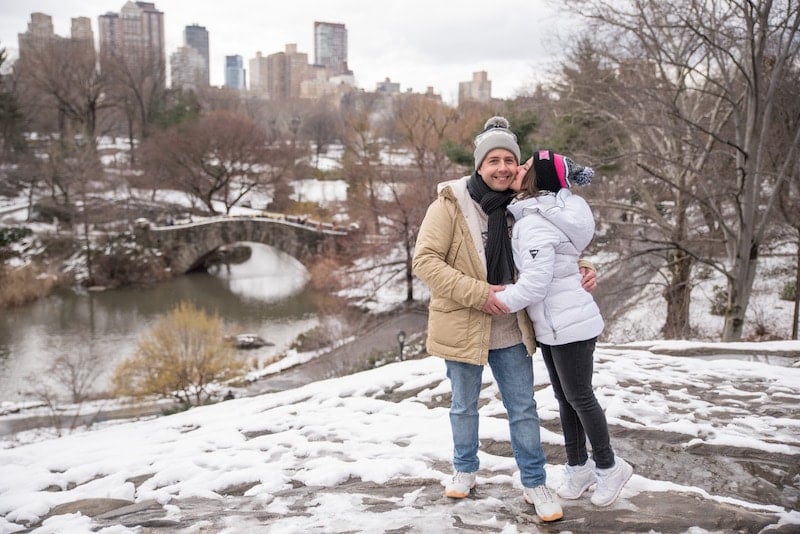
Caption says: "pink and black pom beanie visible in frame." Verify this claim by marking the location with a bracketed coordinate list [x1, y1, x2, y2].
[533, 149, 595, 193]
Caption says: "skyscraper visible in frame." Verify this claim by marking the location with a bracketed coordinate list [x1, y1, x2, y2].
[171, 46, 206, 90]
[183, 24, 209, 86]
[265, 44, 313, 100]
[458, 71, 491, 106]
[249, 52, 269, 95]
[313, 22, 348, 76]
[98, 1, 165, 78]
[17, 12, 55, 61]
[225, 55, 246, 90]
[18, 12, 95, 60]
[70, 17, 93, 42]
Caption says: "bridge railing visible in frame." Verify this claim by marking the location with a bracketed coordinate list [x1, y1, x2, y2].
[136, 211, 355, 236]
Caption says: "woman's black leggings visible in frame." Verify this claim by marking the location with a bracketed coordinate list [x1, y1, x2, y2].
[540, 337, 615, 469]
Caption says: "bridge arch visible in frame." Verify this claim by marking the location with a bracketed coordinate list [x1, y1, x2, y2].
[133, 215, 351, 274]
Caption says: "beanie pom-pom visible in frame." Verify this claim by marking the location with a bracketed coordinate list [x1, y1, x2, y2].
[572, 167, 595, 186]
[483, 116, 510, 131]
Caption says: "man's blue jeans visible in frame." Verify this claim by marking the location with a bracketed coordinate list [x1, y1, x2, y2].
[445, 343, 547, 488]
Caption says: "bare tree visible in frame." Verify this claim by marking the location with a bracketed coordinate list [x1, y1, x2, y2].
[385, 93, 468, 203]
[774, 62, 800, 339]
[339, 92, 387, 234]
[778, 170, 800, 340]
[0, 46, 27, 158]
[15, 35, 109, 146]
[561, 0, 800, 340]
[101, 47, 168, 163]
[300, 98, 342, 168]
[376, 93, 486, 301]
[27, 348, 106, 437]
[139, 111, 271, 214]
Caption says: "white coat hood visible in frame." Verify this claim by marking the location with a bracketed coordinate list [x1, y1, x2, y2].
[507, 189, 595, 252]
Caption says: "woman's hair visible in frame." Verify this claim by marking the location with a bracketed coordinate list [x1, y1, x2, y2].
[516, 159, 541, 199]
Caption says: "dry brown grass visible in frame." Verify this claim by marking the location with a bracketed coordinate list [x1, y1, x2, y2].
[308, 257, 343, 292]
[0, 264, 59, 308]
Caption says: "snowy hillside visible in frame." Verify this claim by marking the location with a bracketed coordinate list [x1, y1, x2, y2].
[1, 342, 798, 533]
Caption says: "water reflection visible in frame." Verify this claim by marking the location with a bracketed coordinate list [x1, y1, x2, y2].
[0, 243, 318, 403]
[207, 241, 309, 302]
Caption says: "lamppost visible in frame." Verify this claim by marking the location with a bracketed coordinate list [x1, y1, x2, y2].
[397, 330, 406, 361]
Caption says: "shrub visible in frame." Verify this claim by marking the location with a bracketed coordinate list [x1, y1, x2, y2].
[710, 285, 728, 316]
[90, 233, 170, 287]
[0, 226, 32, 247]
[780, 280, 796, 301]
[0, 264, 58, 308]
[112, 301, 247, 406]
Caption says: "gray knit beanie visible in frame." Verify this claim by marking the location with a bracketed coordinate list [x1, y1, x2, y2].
[473, 116, 521, 171]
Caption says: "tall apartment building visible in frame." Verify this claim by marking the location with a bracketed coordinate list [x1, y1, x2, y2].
[98, 1, 165, 78]
[313, 22, 348, 76]
[458, 71, 491, 106]
[225, 55, 246, 90]
[17, 12, 55, 60]
[171, 46, 206, 90]
[249, 52, 269, 95]
[265, 44, 313, 100]
[183, 24, 209, 86]
[375, 77, 400, 96]
[18, 12, 95, 60]
[70, 17, 94, 42]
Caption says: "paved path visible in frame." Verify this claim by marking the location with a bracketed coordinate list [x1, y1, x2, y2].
[244, 306, 429, 394]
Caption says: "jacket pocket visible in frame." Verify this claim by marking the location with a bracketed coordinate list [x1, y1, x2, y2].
[429, 299, 470, 348]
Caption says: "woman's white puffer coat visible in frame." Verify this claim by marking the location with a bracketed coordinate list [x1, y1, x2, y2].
[496, 189, 604, 345]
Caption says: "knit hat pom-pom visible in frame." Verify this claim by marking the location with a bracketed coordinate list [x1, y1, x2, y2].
[571, 166, 595, 186]
[483, 116, 510, 131]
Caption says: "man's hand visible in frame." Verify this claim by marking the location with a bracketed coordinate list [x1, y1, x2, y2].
[580, 266, 597, 292]
[481, 285, 510, 315]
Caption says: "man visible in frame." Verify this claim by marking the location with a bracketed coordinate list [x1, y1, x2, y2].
[412, 116, 596, 522]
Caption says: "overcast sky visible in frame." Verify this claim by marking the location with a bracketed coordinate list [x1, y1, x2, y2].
[0, 0, 569, 104]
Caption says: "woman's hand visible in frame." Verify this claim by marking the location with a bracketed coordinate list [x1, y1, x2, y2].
[580, 267, 597, 292]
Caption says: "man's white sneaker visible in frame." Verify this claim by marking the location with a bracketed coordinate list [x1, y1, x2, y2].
[522, 484, 564, 522]
[444, 471, 476, 498]
[591, 457, 633, 507]
[558, 459, 596, 499]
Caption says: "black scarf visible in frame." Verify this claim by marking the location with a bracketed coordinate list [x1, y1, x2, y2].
[466, 171, 516, 284]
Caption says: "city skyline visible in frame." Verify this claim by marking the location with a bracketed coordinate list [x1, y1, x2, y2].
[0, 0, 567, 104]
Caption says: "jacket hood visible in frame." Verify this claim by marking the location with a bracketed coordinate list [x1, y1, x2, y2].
[507, 189, 595, 251]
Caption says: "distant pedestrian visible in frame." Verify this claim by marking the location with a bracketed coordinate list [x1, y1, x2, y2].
[495, 150, 633, 507]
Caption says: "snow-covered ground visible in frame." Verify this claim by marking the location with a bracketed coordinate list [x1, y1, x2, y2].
[0, 342, 798, 533]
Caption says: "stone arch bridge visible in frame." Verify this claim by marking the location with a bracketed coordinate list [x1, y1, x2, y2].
[133, 214, 352, 274]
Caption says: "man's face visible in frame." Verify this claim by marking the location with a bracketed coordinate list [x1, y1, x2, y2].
[478, 148, 518, 192]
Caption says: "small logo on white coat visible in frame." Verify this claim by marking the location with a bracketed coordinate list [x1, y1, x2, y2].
[529, 249, 539, 259]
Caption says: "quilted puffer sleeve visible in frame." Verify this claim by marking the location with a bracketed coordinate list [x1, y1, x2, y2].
[495, 216, 559, 313]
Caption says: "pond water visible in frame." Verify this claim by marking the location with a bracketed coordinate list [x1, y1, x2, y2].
[0, 243, 321, 404]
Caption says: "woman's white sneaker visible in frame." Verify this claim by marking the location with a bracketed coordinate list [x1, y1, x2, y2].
[444, 471, 476, 498]
[522, 484, 564, 522]
[591, 457, 633, 507]
[558, 459, 596, 499]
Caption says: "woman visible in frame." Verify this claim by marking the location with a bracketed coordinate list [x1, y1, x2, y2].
[495, 149, 633, 507]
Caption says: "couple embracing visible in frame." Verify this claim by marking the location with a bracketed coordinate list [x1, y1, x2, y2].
[412, 116, 633, 522]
